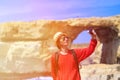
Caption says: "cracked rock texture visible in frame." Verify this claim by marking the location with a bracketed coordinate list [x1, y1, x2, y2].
[0, 15, 119, 79]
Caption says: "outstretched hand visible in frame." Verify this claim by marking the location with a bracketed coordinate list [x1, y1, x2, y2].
[88, 29, 97, 39]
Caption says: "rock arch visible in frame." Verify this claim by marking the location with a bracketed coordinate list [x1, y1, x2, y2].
[0, 16, 119, 64]
[0, 15, 119, 78]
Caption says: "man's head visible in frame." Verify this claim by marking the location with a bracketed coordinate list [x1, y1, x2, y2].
[53, 32, 71, 49]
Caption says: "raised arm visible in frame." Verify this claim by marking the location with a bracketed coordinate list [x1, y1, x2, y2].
[74, 29, 98, 62]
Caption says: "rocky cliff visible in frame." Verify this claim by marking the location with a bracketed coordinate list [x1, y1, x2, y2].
[0, 15, 120, 79]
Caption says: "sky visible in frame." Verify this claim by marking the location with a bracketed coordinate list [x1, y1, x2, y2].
[0, 0, 120, 43]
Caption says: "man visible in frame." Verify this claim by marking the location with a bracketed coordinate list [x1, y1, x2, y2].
[51, 30, 97, 80]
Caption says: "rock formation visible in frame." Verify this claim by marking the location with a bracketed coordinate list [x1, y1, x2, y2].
[0, 15, 119, 79]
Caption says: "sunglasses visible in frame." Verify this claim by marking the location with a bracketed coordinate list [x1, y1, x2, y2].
[60, 36, 69, 41]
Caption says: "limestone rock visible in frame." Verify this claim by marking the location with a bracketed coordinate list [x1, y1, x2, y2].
[81, 64, 120, 80]
[0, 15, 120, 79]
[0, 17, 118, 41]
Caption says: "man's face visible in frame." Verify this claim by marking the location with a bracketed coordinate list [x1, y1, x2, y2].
[59, 35, 70, 47]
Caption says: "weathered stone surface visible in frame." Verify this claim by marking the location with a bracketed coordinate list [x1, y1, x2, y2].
[81, 64, 120, 80]
[0, 41, 54, 73]
[0, 64, 119, 80]
[0, 17, 118, 41]
[0, 15, 120, 79]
